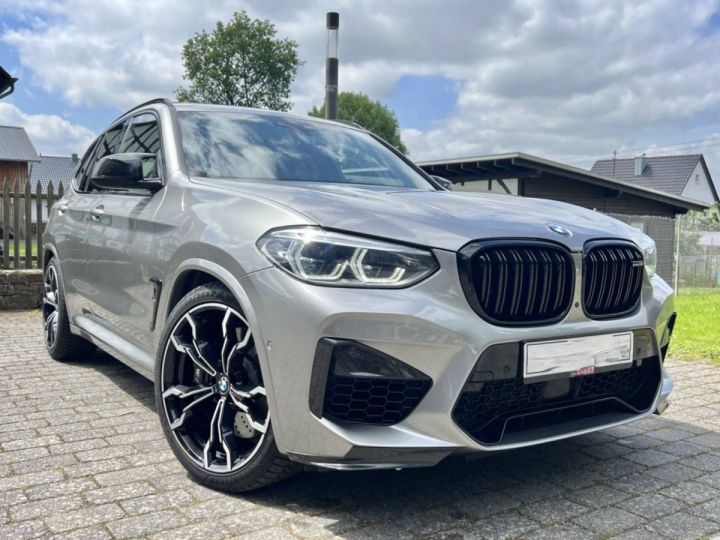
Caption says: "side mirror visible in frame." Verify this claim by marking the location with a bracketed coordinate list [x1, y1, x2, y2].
[90, 153, 163, 192]
[431, 175, 454, 191]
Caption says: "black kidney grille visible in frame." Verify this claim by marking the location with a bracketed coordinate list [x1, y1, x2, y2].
[584, 243, 644, 318]
[459, 242, 575, 326]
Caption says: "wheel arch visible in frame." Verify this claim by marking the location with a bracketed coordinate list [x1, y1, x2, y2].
[159, 260, 269, 366]
[42, 243, 59, 271]
[165, 268, 220, 317]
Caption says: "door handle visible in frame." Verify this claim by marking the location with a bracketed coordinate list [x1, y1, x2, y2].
[57, 205, 68, 215]
[90, 205, 104, 220]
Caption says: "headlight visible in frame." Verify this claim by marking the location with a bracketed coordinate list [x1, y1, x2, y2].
[638, 235, 657, 278]
[257, 227, 439, 287]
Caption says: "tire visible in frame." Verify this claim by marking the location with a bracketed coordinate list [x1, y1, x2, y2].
[155, 283, 299, 492]
[43, 258, 96, 361]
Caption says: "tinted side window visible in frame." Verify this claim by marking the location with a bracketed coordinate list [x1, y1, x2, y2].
[81, 123, 125, 192]
[95, 123, 125, 161]
[73, 137, 99, 191]
[120, 113, 161, 178]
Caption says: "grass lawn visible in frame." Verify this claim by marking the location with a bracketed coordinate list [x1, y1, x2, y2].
[669, 287, 720, 364]
[2, 243, 39, 259]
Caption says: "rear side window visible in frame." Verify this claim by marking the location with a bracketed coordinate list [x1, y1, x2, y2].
[73, 137, 99, 191]
[75, 122, 125, 191]
[120, 113, 161, 178]
[77, 123, 125, 192]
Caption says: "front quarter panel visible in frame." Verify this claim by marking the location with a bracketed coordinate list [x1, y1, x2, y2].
[152, 176, 315, 350]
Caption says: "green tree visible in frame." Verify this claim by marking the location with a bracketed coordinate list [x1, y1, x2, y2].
[682, 208, 720, 231]
[177, 11, 301, 111]
[310, 92, 408, 154]
[711, 203, 720, 224]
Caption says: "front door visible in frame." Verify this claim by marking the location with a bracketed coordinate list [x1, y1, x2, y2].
[85, 112, 165, 350]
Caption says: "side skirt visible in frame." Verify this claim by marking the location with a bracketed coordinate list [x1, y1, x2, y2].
[72, 314, 155, 380]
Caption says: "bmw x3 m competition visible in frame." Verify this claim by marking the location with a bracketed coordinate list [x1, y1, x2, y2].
[42, 99, 675, 491]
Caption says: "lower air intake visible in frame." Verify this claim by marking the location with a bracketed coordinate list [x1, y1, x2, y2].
[311, 339, 432, 426]
[453, 355, 660, 445]
[324, 376, 431, 425]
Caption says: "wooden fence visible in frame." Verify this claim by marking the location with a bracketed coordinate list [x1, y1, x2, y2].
[0, 179, 64, 270]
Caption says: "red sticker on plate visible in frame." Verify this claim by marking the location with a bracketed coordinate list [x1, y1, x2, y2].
[572, 365, 595, 377]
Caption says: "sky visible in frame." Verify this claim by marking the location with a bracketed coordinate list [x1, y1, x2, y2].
[1, 0, 720, 187]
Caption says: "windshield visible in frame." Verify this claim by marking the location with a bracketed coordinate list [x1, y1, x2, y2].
[178, 111, 434, 190]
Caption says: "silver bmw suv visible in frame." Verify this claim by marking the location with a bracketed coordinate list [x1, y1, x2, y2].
[43, 99, 676, 492]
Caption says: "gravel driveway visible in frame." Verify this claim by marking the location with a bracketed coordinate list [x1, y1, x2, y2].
[2, 310, 720, 539]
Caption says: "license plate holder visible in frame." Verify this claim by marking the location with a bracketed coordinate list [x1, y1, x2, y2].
[523, 332, 634, 381]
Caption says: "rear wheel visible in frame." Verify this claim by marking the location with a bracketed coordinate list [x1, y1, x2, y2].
[155, 283, 298, 492]
[43, 258, 96, 361]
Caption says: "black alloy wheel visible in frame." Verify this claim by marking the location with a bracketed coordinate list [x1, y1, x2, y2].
[156, 283, 298, 491]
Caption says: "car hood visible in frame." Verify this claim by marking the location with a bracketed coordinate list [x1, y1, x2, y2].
[197, 179, 644, 252]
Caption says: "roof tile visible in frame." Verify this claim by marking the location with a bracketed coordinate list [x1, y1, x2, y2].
[29, 155, 78, 194]
[0, 126, 40, 163]
[591, 155, 701, 196]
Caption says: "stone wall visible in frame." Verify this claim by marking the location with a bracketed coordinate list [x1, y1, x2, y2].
[0, 269, 43, 311]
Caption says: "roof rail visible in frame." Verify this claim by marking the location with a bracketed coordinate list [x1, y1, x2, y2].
[110, 97, 175, 125]
[330, 118, 364, 130]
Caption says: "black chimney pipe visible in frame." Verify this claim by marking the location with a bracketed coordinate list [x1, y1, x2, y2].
[325, 12, 339, 120]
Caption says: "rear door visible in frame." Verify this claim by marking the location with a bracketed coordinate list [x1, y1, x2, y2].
[49, 139, 100, 318]
[85, 111, 165, 350]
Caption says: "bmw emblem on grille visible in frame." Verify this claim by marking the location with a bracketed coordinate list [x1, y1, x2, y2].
[547, 223, 573, 237]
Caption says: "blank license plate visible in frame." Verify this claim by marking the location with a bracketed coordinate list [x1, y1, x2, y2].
[524, 332, 634, 380]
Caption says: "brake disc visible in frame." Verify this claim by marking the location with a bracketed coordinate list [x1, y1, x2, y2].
[233, 412, 256, 439]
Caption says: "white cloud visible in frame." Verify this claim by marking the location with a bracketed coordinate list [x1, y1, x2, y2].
[0, 102, 95, 156]
[2, 0, 218, 108]
[3, 0, 720, 186]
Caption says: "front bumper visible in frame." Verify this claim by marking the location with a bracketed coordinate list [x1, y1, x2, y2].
[238, 250, 676, 470]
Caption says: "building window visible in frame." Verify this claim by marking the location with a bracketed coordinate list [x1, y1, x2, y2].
[455, 178, 519, 196]
[696, 174, 700, 185]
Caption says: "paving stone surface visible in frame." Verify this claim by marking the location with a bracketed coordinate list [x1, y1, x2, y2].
[2, 310, 720, 539]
